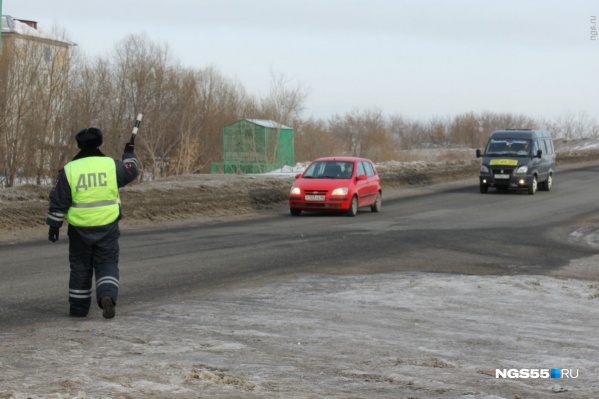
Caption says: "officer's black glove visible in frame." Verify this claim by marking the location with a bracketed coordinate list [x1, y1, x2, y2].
[124, 143, 135, 154]
[48, 227, 59, 243]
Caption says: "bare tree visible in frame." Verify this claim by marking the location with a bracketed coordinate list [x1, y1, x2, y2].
[68, 54, 115, 131]
[192, 66, 249, 173]
[293, 117, 339, 162]
[27, 27, 75, 183]
[169, 69, 201, 175]
[483, 112, 536, 134]
[0, 33, 71, 186]
[388, 115, 425, 151]
[327, 108, 394, 161]
[549, 111, 598, 139]
[447, 112, 482, 148]
[254, 69, 310, 171]
[260, 68, 310, 124]
[447, 112, 536, 149]
[109, 34, 180, 179]
[357, 109, 395, 161]
[328, 110, 362, 157]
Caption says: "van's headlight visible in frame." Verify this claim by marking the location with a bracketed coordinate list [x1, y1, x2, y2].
[290, 187, 301, 195]
[480, 165, 489, 173]
[515, 166, 528, 174]
[331, 187, 348, 196]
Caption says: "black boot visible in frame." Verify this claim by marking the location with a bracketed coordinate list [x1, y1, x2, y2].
[101, 296, 115, 319]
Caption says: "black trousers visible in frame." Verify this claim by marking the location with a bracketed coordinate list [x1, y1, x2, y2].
[67, 222, 120, 316]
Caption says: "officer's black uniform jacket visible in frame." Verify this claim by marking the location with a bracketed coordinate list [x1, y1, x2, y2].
[46, 148, 139, 229]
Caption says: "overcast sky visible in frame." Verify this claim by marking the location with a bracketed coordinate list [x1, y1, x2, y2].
[4, 0, 599, 122]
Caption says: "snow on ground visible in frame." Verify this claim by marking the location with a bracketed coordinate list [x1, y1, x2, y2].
[555, 137, 599, 152]
[569, 227, 599, 248]
[2, 264, 599, 399]
[264, 162, 308, 176]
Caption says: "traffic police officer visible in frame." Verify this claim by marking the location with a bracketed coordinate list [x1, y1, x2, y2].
[47, 127, 139, 319]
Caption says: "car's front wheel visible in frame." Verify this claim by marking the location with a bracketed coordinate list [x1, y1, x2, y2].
[370, 192, 381, 212]
[347, 196, 358, 217]
[480, 183, 489, 194]
[290, 208, 301, 216]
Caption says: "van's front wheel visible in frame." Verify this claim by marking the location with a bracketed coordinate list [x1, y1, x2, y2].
[527, 176, 537, 195]
[480, 183, 489, 194]
[539, 174, 552, 191]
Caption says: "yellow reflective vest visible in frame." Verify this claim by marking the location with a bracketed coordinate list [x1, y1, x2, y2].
[64, 157, 120, 227]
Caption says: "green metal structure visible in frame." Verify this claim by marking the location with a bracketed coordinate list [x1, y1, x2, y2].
[211, 119, 294, 174]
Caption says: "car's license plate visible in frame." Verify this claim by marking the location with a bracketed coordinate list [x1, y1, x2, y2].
[494, 174, 510, 179]
[305, 195, 325, 201]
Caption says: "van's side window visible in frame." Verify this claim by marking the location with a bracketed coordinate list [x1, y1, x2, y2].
[538, 140, 548, 155]
[544, 139, 554, 154]
[532, 140, 539, 154]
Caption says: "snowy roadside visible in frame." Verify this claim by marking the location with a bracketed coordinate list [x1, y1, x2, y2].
[2, 261, 599, 399]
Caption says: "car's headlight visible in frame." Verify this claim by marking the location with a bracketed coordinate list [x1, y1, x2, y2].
[480, 165, 489, 173]
[331, 187, 348, 196]
[290, 187, 301, 195]
[515, 165, 528, 174]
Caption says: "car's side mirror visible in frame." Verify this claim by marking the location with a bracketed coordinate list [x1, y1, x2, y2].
[536, 149, 542, 158]
[295, 173, 302, 179]
[357, 174, 367, 181]
[476, 149, 482, 158]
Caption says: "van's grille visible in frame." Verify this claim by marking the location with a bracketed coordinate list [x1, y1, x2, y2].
[491, 167, 515, 176]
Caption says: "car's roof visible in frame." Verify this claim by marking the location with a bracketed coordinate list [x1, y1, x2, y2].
[311, 156, 371, 162]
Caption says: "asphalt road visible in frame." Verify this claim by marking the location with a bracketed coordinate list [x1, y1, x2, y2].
[3, 162, 599, 329]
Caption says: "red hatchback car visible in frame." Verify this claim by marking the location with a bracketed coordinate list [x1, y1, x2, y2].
[289, 157, 382, 216]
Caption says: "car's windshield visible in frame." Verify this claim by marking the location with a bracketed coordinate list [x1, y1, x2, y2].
[303, 161, 355, 179]
[485, 138, 531, 157]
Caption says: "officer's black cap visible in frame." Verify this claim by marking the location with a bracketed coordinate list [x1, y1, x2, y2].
[75, 127, 103, 149]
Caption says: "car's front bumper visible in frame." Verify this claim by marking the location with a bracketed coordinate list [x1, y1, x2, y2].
[289, 196, 351, 211]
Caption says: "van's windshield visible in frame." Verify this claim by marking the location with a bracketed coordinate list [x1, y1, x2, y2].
[485, 138, 531, 157]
